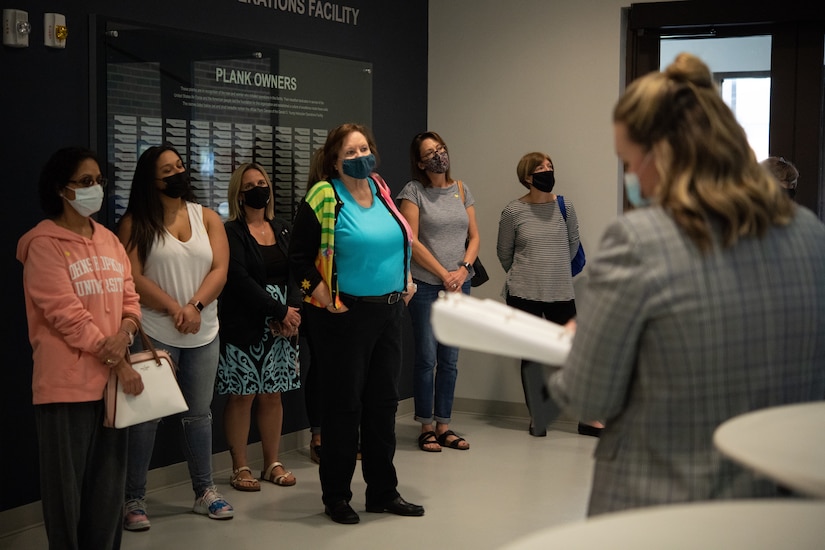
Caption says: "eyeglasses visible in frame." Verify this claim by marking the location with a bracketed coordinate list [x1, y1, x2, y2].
[421, 144, 446, 161]
[68, 176, 108, 188]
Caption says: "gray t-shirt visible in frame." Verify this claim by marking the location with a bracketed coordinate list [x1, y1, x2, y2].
[397, 180, 475, 285]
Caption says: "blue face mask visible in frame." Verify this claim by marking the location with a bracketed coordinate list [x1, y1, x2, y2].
[623, 172, 650, 208]
[341, 154, 376, 179]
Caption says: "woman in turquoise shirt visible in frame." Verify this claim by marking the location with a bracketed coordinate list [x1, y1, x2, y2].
[289, 123, 424, 525]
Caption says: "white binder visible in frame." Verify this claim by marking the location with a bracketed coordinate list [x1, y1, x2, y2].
[430, 292, 572, 366]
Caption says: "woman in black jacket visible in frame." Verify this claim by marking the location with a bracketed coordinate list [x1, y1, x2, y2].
[217, 163, 302, 492]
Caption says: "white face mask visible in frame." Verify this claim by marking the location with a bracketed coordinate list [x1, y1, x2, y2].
[64, 184, 104, 217]
[623, 172, 650, 208]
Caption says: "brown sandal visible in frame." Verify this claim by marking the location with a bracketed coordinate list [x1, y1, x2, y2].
[261, 462, 296, 486]
[230, 466, 261, 492]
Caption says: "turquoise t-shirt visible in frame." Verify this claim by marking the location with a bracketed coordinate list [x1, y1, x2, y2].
[332, 178, 405, 296]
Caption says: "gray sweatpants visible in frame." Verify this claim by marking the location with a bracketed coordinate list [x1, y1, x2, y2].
[35, 401, 127, 550]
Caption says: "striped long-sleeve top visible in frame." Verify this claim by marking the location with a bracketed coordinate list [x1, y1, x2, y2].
[496, 197, 579, 303]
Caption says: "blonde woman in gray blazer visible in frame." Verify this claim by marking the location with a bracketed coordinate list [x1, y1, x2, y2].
[548, 53, 825, 516]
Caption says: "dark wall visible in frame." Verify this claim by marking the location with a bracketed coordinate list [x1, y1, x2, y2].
[1, 0, 427, 512]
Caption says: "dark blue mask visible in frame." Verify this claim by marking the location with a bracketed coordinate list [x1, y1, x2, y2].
[341, 154, 376, 179]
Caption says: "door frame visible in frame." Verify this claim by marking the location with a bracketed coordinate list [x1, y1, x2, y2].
[625, 1, 825, 216]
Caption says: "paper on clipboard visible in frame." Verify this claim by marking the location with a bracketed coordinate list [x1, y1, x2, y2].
[431, 292, 572, 366]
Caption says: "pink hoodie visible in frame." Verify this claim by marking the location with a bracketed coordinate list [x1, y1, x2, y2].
[16, 219, 142, 405]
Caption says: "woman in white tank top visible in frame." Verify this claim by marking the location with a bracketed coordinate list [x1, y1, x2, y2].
[118, 144, 232, 530]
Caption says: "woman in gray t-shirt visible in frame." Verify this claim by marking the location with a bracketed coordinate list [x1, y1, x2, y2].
[397, 131, 480, 452]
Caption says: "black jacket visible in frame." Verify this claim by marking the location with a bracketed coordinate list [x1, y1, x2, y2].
[219, 217, 302, 349]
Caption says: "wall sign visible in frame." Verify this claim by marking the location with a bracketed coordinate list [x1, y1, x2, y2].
[101, 20, 372, 223]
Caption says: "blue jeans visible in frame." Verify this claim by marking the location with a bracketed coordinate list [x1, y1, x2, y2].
[408, 279, 470, 425]
[125, 335, 220, 500]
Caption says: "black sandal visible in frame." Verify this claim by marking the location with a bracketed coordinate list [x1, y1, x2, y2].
[436, 429, 469, 450]
[417, 431, 441, 452]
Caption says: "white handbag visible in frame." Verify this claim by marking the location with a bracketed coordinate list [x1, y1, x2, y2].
[103, 327, 188, 429]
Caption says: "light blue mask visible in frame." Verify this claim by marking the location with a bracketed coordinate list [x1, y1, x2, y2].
[341, 154, 376, 179]
[623, 172, 650, 208]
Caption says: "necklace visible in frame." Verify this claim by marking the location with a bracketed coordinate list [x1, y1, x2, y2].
[249, 221, 268, 236]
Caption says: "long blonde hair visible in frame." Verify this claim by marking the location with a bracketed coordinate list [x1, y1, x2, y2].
[613, 52, 793, 251]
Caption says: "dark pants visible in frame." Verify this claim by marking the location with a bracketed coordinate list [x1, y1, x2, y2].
[35, 401, 127, 550]
[506, 295, 576, 427]
[305, 298, 403, 507]
[301, 309, 323, 434]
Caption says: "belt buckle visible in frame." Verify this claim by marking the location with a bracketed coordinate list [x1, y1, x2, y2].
[387, 292, 401, 304]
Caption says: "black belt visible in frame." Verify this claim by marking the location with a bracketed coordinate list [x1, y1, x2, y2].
[339, 292, 404, 305]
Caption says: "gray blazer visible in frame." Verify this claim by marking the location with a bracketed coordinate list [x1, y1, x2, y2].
[549, 206, 825, 516]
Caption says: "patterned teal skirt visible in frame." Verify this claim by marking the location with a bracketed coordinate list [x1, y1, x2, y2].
[217, 284, 300, 395]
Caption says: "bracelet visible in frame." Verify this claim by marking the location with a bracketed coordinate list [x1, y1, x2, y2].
[122, 316, 139, 334]
[406, 282, 417, 292]
[120, 329, 135, 347]
[458, 261, 472, 271]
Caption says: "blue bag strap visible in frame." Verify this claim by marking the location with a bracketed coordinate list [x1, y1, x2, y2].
[557, 195, 567, 220]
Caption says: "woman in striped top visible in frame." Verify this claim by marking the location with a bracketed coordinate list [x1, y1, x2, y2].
[497, 152, 602, 437]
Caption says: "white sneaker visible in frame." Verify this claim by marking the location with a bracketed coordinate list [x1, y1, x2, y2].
[192, 486, 234, 520]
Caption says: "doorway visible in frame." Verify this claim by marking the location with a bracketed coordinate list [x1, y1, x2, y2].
[625, 2, 825, 217]
[660, 36, 771, 161]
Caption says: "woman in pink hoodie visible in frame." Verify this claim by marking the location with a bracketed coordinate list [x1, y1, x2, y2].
[16, 147, 143, 549]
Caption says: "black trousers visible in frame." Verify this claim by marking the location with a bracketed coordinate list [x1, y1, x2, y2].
[305, 298, 403, 507]
[506, 295, 576, 427]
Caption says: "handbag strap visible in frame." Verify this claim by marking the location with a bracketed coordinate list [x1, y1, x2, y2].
[557, 194, 567, 220]
[456, 181, 472, 247]
[131, 324, 162, 365]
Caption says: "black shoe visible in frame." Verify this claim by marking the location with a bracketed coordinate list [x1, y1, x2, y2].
[578, 422, 603, 438]
[528, 425, 547, 437]
[365, 496, 424, 516]
[324, 500, 360, 524]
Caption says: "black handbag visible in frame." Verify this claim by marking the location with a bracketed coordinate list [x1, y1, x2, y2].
[458, 180, 489, 287]
[470, 255, 489, 287]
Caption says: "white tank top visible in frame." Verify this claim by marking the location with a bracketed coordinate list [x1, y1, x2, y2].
[140, 202, 219, 348]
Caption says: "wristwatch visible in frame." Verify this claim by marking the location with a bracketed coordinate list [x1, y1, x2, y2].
[189, 300, 204, 312]
[459, 261, 472, 271]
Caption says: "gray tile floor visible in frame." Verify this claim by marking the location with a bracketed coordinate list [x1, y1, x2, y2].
[0, 412, 597, 550]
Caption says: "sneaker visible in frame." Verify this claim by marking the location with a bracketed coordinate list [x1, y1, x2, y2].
[123, 499, 151, 531]
[193, 486, 234, 520]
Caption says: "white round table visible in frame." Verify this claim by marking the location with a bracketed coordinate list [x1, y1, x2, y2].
[503, 500, 825, 549]
[713, 401, 825, 497]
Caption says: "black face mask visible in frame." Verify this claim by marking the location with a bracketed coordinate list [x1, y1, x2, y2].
[531, 170, 555, 193]
[160, 172, 191, 199]
[242, 186, 270, 210]
[786, 187, 797, 200]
